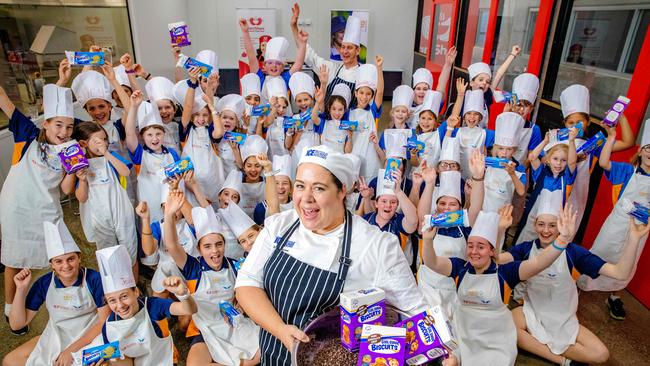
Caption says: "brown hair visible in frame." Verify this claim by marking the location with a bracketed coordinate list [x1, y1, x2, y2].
[416, 110, 440, 134]
[325, 95, 347, 118]
[140, 125, 166, 135]
[72, 121, 105, 142]
[563, 112, 590, 125]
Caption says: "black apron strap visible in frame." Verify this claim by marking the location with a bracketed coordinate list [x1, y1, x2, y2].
[336, 210, 354, 281]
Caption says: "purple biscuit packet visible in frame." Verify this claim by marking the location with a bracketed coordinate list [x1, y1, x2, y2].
[357, 324, 406, 366]
[57, 141, 89, 174]
[394, 306, 458, 365]
[168, 21, 191, 47]
[340, 288, 386, 352]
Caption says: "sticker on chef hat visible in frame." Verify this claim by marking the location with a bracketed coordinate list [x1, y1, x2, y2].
[305, 149, 328, 159]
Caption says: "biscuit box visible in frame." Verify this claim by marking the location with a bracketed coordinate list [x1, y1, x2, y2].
[82, 341, 121, 365]
[340, 288, 386, 351]
[394, 306, 459, 365]
[357, 324, 406, 366]
[57, 140, 89, 174]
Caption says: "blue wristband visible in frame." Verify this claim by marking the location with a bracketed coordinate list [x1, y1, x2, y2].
[552, 242, 566, 251]
[186, 79, 199, 89]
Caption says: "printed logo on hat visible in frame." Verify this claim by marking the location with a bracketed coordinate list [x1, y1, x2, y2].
[306, 149, 328, 159]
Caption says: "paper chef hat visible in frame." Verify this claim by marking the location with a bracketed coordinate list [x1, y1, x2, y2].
[468, 62, 492, 80]
[641, 119, 650, 147]
[440, 137, 461, 163]
[356, 64, 378, 91]
[196, 49, 219, 73]
[392, 85, 414, 109]
[536, 189, 563, 218]
[332, 83, 351, 108]
[192, 205, 222, 241]
[137, 101, 164, 130]
[43, 221, 80, 260]
[412, 68, 433, 88]
[342, 16, 362, 46]
[463, 89, 485, 116]
[560, 84, 590, 118]
[220, 170, 243, 196]
[96, 245, 135, 294]
[494, 112, 524, 147]
[241, 73, 262, 98]
[43, 84, 74, 120]
[146, 77, 175, 102]
[173, 79, 207, 113]
[266, 77, 288, 100]
[420, 90, 443, 117]
[273, 154, 293, 180]
[264, 37, 290, 62]
[347, 153, 361, 185]
[219, 202, 256, 238]
[512, 73, 539, 103]
[289, 72, 315, 99]
[298, 145, 356, 189]
[376, 169, 396, 197]
[383, 129, 410, 159]
[469, 211, 500, 246]
[216, 94, 246, 120]
[436, 170, 462, 203]
[241, 135, 268, 163]
[71, 70, 112, 106]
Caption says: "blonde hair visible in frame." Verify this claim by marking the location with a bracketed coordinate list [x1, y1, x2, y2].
[546, 143, 568, 158]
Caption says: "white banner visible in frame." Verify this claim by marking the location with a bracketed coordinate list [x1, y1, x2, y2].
[236, 8, 277, 78]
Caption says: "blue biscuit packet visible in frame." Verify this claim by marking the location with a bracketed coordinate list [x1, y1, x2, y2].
[299, 109, 312, 122]
[223, 131, 248, 145]
[406, 136, 426, 155]
[251, 104, 271, 116]
[219, 301, 242, 327]
[177, 54, 212, 77]
[557, 122, 584, 141]
[384, 158, 402, 181]
[234, 257, 245, 271]
[283, 117, 305, 130]
[576, 131, 606, 155]
[338, 120, 359, 131]
[163, 157, 193, 179]
[82, 341, 121, 365]
[425, 210, 469, 229]
[485, 157, 511, 169]
[66, 51, 105, 66]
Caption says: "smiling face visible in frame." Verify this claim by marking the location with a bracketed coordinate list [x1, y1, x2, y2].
[156, 99, 176, 123]
[391, 106, 409, 126]
[295, 93, 314, 112]
[238, 226, 260, 252]
[275, 98, 288, 116]
[105, 288, 139, 319]
[493, 144, 516, 160]
[198, 233, 225, 270]
[141, 125, 165, 153]
[42, 117, 74, 145]
[547, 146, 568, 175]
[376, 195, 398, 220]
[639, 145, 650, 170]
[463, 111, 483, 128]
[264, 59, 284, 76]
[85, 98, 113, 125]
[276, 175, 292, 203]
[513, 100, 534, 120]
[470, 74, 491, 92]
[192, 106, 211, 127]
[244, 156, 262, 181]
[221, 110, 238, 131]
[436, 196, 461, 214]
[418, 110, 437, 133]
[50, 252, 81, 283]
[328, 99, 346, 121]
[534, 214, 559, 246]
[466, 236, 495, 269]
[340, 43, 360, 65]
[413, 83, 430, 105]
[245, 94, 261, 107]
[438, 160, 460, 172]
[294, 163, 347, 233]
[218, 188, 240, 209]
[355, 86, 373, 109]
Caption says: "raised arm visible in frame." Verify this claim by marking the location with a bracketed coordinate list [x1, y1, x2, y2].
[492, 45, 521, 90]
[164, 276, 198, 316]
[74, 168, 90, 203]
[417, 163, 437, 222]
[599, 218, 650, 280]
[467, 149, 486, 225]
[393, 170, 419, 234]
[357, 177, 375, 215]
[289, 3, 301, 45]
[421, 227, 453, 276]
[450, 78, 467, 118]
[505, 162, 525, 196]
[612, 113, 635, 152]
[101, 62, 130, 112]
[183, 170, 210, 211]
[528, 131, 549, 171]
[181, 67, 201, 128]
[375, 55, 385, 107]
[568, 128, 578, 174]
[162, 190, 190, 269]
[206, 94, 224, 140]
[56, 58, 72, 87]
[120, 53, 141, 93]
[172, 44, 184, 83]
[436, 46, 457, 99]
[8, 269, 38, 330]
[290, 29, 308, 74]
[495, 205, 516, 264]
[598, 126, 616, 171]
[0, 85, 16, 118]
[124, 90, 143, 153]
[311, 86, 324, 126]
[239, 18, 259, 74]
[258, 155, 280, 215]
[135, 202, 157, 257]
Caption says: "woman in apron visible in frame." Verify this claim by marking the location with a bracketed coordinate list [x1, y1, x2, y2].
[502, 189, 650, 365]
[450, 81, 487, 180]
[350, 58, 384, 182]
[577, 124, 650, 319]
[418, 151, 485, 318]
[3, 222, 109, 366]
[235, 145, 437, 366]
[73, 122, 138, 265]
[254, 155, 295, 225]
[146, 76, 182, 152]
[177, 68, 226, 205]
[96, 245, 197, 366]
[263, 78, 290, 157]
[423, 203, 575, 366]
[124, 91, 181, 222]
[237, 136, 269, 217]
[0, 84, 76, 331]
[312, 82, 353, 154]
[163, 193, 261, 366]
[287, 71, 319, 173]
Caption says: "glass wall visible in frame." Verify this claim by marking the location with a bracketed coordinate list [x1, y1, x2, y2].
[0, 1, 134, 128]
[460, 0, 492, 67]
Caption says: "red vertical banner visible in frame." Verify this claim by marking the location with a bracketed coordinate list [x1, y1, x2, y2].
[527, 0, 554, 75]
[481, 0, 500, 64]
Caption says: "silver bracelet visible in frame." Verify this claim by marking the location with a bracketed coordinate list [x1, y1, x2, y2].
[176, 292, 190, 301]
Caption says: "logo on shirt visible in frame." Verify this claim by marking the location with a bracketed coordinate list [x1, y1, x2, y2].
[305, 149, 328, 159]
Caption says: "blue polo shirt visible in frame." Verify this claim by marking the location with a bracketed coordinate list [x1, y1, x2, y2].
[103, 297, 174, 339]
[449, 258, 522, 303]
[25, 268, 105, 311]
[604, 162, 650, 202]
[509, 240, 606, 279]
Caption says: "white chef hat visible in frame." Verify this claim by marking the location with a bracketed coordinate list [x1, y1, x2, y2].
[494, 112, 525, 147]
[560, 84, 590, 118]
[220, 170, 243, 196]
[356, 64, 378, 91]
[383, 129, 409, 159]
[113, 64, 131, 89]
[264, 37, 290, 62]
[464, 89, 485, 117]
[347, 153, 362, 185]
[332, 83, 351, 108]
[192, 205, 222, 241]
[96, 245, 135, 294]
[392, 85, 414, 109]
[412, 68, 433, 88]
[420, 90, 443, 117]
[512, 73, 539, 104]
[468, 211, 500, 246]
[240, 73, 262, 98]
[173, 79, 207, 113]
[241, 135, 268, 163]
[146, 77, 175, 103]
[71, 70, 112, 106]
[196, 49, 219, 73]
[436, 170, 462, 203]
[468, 62, 492, 80]
[376, 168, 396, 198]
[536, 189, 563, 219]
[273, 154, 293, 180]
[641, 119, 650, 147]
[216, 94, 246, 120]
[43, 221, 80, 260]
[266, 77, 289, 101]
[219, 202, 256, 238]
[137, 101, 164, 130]
[342, 16, 362, 46]
[289, 72, 315, 99]
[43, 84, 74, 120]
[298, 145, 356, 189]
[440, 137, 461, 163]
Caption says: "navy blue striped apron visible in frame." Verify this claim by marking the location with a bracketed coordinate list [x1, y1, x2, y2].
[325, 64, 357, 107]
[260, 210, 353, 365]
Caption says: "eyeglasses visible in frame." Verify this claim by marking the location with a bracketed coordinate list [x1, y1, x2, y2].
[439, 162, 460, 170]
[642, 145, 650, 153]
[264, 60, 283, 67]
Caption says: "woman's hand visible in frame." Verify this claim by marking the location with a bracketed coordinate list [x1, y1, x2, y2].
[13, 268, 31, 290]
[445, 46, 458, 65]
[498, 205, 513, 231]
[468, 149, 485, 180]
[130, 90, 143, 107]
[165, 190, 185, 215]
[318, 65, 329, 85]
[188, 66, 201, 84]
[422, 162, 437, 185]
[99, 61, 116, 81]
[57, 59, 71, 85]
[171, 44, 181, 62]
[75, 168, 88, 182]
[257, 154, 273, 173]
[135, 201, 149, 219]
[279, 324, 310, 351]
[422, 226, 438, 240]
[238, 18, 249, 33]
[455, 77, 467, 95]
[120, 53, 135, 70]
[358, 177, 374, 199]
[557, 203, 577, 243]
[628, 217, 650, 241]
[163, 276, 190, 298]
[53, 348, 74, 366]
